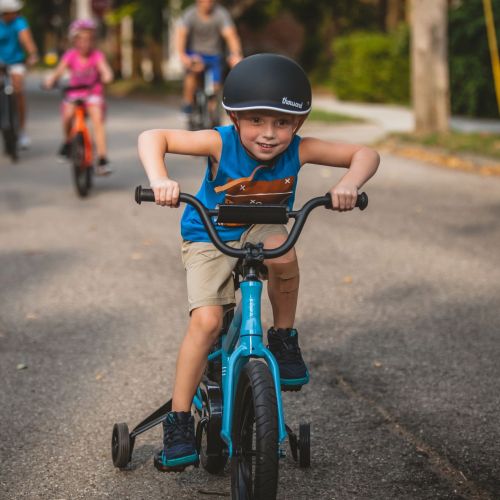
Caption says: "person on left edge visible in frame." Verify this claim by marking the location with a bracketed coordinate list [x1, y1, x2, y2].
[0, 0, 39, 149]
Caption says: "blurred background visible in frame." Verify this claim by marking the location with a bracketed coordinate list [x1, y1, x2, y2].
[23, 0, 500, 121]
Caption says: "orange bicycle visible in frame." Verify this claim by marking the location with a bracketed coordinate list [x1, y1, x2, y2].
[63, 85, 94, 197]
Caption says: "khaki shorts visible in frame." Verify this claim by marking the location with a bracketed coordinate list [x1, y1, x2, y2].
[181, 224, 288, 313]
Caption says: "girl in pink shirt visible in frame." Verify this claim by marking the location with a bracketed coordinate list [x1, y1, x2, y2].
[45, 19, 113, 174]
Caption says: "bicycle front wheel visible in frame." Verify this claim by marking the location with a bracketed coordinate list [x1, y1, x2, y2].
[71, 132, 91, 197]
[231, 361, 279, 500]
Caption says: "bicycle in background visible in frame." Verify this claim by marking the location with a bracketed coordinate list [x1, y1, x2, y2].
[188, 61, 222, 131]
[44, 83, 107, 198]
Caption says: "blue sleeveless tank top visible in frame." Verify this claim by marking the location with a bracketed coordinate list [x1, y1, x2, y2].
[181, 125, 302, 242]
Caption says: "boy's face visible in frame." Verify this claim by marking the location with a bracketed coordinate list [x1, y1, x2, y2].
[197, 0, 216, 15]
[236, 110, 300, 162]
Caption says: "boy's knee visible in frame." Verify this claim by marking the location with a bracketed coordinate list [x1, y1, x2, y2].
[190, 307, 223, 341]
[268, 259, 300, 293]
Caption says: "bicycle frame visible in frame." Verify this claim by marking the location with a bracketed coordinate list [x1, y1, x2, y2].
[70, 101, 93, 168]
[193, 276, 288, 457]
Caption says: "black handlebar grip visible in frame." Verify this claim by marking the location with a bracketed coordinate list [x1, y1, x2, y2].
[324, 192, 368, 210]
[356, 192, 368, 211]
[135, 186, 155, 204]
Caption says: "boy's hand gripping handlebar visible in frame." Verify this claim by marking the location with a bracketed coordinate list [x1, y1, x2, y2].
[135, 186, 368, 260]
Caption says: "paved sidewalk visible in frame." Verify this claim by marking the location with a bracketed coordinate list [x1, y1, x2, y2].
[313, 94, 500, 135]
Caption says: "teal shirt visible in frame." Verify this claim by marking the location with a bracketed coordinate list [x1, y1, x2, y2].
[181, 125, 302, 242]
[0, 16, 28, 65]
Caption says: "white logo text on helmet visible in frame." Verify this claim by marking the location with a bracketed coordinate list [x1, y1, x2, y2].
[282, 97, 303, 109]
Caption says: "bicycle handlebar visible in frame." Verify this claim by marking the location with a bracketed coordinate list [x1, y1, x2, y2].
[135, 186, 368, 260]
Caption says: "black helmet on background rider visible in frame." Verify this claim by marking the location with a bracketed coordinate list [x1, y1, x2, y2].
[222, 53, 312, 116]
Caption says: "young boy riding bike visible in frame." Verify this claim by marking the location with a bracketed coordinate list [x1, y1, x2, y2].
[44, 19, 113, 175]
[176, 0, 242, 124]
[138, 54, 379, 471]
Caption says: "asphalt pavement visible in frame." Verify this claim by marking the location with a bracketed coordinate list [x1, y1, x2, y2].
[1, 85, 500, 499]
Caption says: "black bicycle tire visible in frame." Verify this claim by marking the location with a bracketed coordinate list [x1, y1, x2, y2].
[3, 129, 17, 161]
[231, 361, 279, 500]
[199, 417, 228, 474]
[72, 132, 91, 197]
[208, 94, 222, 128]
[3, 93, 18, 161]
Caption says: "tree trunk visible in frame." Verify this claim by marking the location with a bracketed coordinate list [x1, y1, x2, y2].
[410, 0, 450, 133]
[147, 37, 164, 83]
[385, 0, 406, 31]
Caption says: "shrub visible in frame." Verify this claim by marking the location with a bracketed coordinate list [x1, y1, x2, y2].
[330, 27, 410, 104]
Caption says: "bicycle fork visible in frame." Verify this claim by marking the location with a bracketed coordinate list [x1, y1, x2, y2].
[218, 279, 288, 457]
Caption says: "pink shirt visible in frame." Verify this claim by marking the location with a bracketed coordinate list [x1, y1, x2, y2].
[62, 48, 105, 99]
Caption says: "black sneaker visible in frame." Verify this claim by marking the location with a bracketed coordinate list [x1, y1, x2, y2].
[58, 142, 71, 161]
[95, 156, 112, 176]
[267, 327, 309, 391]
[154, 411, 199, 472]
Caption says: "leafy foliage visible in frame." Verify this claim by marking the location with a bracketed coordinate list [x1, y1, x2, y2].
[330, 27, 410, 104]
[449, 0, 500, 117]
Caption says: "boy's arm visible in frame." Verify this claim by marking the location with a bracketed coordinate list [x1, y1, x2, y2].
[299, 137, 379, 211]
[221, 26, 242, 67]
[138, 129, 222, 206]
[175, 23, 192, 69]
[18, 28, 39, 65]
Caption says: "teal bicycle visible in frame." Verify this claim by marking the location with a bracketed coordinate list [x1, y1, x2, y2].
[112, 186, 368, 499]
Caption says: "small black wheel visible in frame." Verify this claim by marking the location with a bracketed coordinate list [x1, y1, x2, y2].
[298, 423, 310, 468]
[112, 422, 131, 468]
[198, 418, 227, 474]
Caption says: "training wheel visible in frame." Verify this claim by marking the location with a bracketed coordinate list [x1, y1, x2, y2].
[112, 422, 132, 468]
[298, 423, 310, 468]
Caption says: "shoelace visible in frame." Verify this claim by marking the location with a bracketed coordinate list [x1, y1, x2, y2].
[165, 417, 194, 446]
[270, 337, 302, 363]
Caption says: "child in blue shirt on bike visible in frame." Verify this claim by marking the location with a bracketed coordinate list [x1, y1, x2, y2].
[0, 0, 39, 149]
[138, 54, 379, 472]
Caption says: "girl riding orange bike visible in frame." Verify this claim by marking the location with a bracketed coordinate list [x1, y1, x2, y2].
[45, 18, 113, 175]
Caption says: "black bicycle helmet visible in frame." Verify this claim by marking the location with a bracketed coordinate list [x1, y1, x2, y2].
[222, 53, 311, 115]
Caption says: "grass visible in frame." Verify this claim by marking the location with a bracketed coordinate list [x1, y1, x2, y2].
[308, 108, 365, 124]
[388, 131, 500, 161]
[107, 78, 182, 99]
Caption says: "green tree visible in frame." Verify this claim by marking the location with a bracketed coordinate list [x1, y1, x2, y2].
[449, 0, 500, 117]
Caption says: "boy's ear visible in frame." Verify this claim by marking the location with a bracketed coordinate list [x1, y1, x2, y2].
[293, 114, 308, 135]
[229, 111, 240, 132]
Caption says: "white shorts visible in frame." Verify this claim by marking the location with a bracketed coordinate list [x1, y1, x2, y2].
[8, 64, 26, 76]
